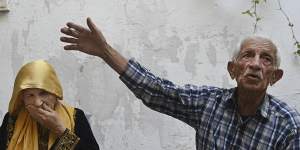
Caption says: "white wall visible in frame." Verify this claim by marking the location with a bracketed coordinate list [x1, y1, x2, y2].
[0, 0, 300, 149]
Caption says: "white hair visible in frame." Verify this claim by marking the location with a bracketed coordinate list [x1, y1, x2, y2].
[231, 35, 281, 68]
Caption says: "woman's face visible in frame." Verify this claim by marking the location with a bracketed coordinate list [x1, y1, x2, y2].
[22, 88, 57, 109]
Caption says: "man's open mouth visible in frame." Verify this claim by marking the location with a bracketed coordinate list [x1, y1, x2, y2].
[246, 73, 261, 80]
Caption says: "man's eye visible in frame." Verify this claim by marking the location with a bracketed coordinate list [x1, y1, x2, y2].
[262, 57, 273, 65]
[261, 54, 271, 60]
[264, 57, 271, 61]
[242, 53, 252, 58]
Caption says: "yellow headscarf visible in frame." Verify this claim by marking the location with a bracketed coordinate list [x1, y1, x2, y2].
[7, 60, 75, 150]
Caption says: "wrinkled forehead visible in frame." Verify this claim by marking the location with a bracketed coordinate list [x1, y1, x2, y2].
[21, 88, 57, 98]
[240, 37, 277, 55]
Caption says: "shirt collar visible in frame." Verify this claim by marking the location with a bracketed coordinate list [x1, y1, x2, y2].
[257, 94, 270, 119]
[223, 87, 237, 108]
[224, 87, 270, 119]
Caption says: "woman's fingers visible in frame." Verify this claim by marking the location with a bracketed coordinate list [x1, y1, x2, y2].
[41, 102, 53, 112]
[26, 104, 49, 117]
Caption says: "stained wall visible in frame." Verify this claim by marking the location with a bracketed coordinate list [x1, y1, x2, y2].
[0, 0, 300, 149]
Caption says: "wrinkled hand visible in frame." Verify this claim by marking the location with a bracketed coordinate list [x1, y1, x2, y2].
[26, 103, 66, 136]
[60, 17, 110, 58]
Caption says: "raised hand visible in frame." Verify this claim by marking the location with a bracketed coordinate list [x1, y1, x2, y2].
[60, 17, 111, 58]
[26, 102, 66, 136]
[60, 17, 129, 74]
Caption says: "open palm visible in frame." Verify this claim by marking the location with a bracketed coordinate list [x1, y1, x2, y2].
[60, 17, 109, 57]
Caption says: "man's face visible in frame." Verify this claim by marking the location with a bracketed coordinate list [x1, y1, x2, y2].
[230, 38, 278, 92]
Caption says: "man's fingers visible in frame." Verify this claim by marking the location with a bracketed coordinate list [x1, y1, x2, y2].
[64, 44, 81, 50]
[60, 27, 80, 38]
[87, 17, 98, 33]
[60, 37, 78, 44]
[66, 22, 86, 33]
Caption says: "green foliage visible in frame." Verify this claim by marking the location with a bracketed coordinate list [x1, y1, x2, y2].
[295, 42, 300, 56]
[253, 0, 261, 4]
[242, 0, 267, 33]
[243, 0, 300, 56]
[242, 10, 253, 17]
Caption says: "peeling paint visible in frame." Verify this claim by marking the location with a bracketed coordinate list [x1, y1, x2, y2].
[184, 43, 199, 77]
[79, 65, 84, 72]
[207, 42, 217, 67]
[1, 0, 300, 149]
[79, 0, 86, 10]
[11, 30, 24, 76]
[22, 19, 34, 46]
[44, 0, 51, 13]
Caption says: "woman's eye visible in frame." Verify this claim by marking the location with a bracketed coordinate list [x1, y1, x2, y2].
[40, 91, 49, 97]
[24, 94, 32, 98]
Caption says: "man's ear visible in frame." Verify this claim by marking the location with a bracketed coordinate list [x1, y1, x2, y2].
[270, 69, 283, 85]
[227, 61, 235, 80]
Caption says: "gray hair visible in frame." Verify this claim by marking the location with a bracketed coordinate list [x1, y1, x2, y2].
[231, 35, 281, 68]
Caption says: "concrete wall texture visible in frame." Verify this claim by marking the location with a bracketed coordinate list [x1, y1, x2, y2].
[0, 0, 300, 149]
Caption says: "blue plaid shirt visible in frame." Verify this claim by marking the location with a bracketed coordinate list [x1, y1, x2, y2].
[120, 59, 300, 150]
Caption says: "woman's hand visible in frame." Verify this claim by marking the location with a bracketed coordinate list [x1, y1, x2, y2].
[26, 102, 66, 136]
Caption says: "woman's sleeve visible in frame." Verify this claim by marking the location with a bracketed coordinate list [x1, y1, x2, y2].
[0, 113, 9, 150]
[74, 108, 100, 150]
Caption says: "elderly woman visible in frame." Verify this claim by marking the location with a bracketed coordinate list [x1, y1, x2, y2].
[0, 60, 99, 150]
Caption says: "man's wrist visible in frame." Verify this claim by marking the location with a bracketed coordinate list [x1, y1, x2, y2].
[101, 44, 114, 60]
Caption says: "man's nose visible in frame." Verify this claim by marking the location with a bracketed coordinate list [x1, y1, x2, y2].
[249, 56, 262, 70]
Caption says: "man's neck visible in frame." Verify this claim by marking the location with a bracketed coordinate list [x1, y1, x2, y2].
[236, 88, 266, 116]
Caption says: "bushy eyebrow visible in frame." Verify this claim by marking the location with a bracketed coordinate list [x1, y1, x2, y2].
[260, 53, 275, 62]
[240, 48, 274, 55]
[237, 49, 254, 57]
[261, 52, 273, 57]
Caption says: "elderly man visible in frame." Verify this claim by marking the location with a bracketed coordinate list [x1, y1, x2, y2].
[60, 17, 300, 149]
